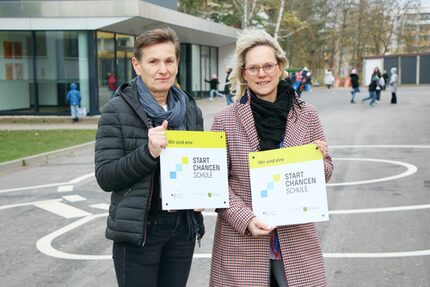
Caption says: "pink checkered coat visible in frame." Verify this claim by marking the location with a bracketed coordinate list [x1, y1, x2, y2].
[210, 93, 334, 287]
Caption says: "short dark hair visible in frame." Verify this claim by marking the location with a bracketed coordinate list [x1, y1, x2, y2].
[133, 27, 180, 61]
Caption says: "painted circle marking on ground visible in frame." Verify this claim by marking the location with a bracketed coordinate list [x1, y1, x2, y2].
[36, 213, 111, 260]
[28, 144, 430, 259]
[328, 157, 417, 187]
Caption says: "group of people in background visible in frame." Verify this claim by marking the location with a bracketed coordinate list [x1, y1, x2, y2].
[291, 67, 312, 97]
[320, 66, 399, 106]
[360, 66, 398, 106]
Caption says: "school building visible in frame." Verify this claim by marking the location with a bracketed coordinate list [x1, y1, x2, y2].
[0, 0, 239, 116]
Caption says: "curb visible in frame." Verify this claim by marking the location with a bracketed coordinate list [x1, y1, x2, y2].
[0, 115, 100, 124]
[0, 141, 95, 174]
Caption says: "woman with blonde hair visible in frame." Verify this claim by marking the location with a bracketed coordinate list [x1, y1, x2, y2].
[210, 29, 333, 286]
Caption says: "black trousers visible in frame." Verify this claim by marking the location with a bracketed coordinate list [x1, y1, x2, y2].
[113, 211, 195, 287]
[391, 92, 397, 104]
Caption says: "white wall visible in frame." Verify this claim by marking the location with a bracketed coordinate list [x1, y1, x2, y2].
[218, 43, 235, 91]
[363, 58, 383, 85]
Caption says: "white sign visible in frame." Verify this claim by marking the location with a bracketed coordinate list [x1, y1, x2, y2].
[160, 130, 229, 210]
[249, 144, 329, 226]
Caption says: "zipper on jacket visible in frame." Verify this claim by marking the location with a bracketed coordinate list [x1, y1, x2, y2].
[141, 171, 155, 246]
[141, 118, 155, 246]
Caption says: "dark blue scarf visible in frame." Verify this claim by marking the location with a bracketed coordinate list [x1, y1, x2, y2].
[135, 77, 187, 130]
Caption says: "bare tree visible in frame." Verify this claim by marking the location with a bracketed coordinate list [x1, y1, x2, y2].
[274, 0, 286, 40]
[232, 0, 258, 29]
[332, 0, 354, 77]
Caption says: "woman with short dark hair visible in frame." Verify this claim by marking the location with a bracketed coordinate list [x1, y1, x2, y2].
[95, 27, 204, 287]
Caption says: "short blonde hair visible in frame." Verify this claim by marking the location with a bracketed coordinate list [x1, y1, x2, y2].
[229, 30, 289, 98]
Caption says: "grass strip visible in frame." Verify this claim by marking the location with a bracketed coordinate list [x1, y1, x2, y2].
[0, 130, 96, 163]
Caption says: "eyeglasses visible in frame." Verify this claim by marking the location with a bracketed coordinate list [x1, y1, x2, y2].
[244, 63, 278, 76]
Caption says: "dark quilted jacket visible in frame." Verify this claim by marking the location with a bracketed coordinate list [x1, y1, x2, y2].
[95, 78, 204, 245]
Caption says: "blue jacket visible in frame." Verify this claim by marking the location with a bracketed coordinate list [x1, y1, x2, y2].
[66, 83, 81, 106]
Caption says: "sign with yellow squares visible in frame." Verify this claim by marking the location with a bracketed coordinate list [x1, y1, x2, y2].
[248, 143, 329, 226]
[160, 131, 229, 210]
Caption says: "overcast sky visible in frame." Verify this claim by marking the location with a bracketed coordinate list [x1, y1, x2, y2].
[420, 0, 430, 6]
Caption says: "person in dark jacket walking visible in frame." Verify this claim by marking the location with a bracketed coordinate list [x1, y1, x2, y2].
[95, 27, 205, 287]
[373, 67, 382, 102]
[349, 69, 360, 103]
[362, 68, 379, 107]
[224, 66, 234, 105]
[205, 74, 221, 100]
[66, 83, 81, 122]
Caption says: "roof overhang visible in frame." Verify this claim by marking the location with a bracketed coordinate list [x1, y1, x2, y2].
[0, 0, 240, 47]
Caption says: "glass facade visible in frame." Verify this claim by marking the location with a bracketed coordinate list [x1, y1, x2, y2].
[116, 34, 134, 86]
[188, 44, 218, 98]
[0, 31, 34, 113]
[96, 31, 135, 111]
[0, 29, 219, 114]
[96, 31, 115, 110]
[35, 31, 89, 114]
[0, 30, 89, 114]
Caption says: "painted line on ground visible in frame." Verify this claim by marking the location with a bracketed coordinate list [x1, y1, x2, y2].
[331, 145, 430, 149]
[203, 203, 430, 216]
[57, 185, 74, 192]
[36, 213, 111, 260]
[327, 158, 417, 187]
[322, 250, 430, 258]
[34, 201, 91, 218]
[89, 203, 110, 210]
[37, 206, 430, 260]
[0, 199, 62, 210]
[0, 197, 91, 218]
[0, 172, 95, 193]
[329, 204, 430, 214]
[62, 195, 86, 202]
[69, 173, 95, 184]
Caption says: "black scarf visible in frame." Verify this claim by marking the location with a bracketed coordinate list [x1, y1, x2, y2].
[250, 80, 296, 151]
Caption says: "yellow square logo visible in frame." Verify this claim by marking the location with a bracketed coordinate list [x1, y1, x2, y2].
[273, 174, 280, 182]
[182, 157, 189, 164]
